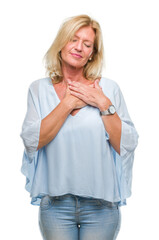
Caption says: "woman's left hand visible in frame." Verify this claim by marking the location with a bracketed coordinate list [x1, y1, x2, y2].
[68, 79, 111, 111]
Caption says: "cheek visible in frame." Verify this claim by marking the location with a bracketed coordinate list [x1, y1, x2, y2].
[62, 43, 73, 52]
[61, 44, 73, 58]
[88, 49, 93, 57]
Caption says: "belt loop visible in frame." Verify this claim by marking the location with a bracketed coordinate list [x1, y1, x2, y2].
[74, 195, 79, 209]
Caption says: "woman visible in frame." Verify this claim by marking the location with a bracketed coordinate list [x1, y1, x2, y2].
[20, 15, 139, 240]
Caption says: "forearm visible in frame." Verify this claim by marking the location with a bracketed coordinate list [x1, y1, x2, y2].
[101, 113, 121, 154]
[37, 98, 73, 150]
[99, 100, 121, 155]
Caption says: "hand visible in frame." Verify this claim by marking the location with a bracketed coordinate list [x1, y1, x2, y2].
[68, 79, 111, 111]
[64, 84, 87, 110]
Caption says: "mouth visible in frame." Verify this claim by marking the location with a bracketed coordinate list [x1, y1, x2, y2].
[70, 53, 83, 58]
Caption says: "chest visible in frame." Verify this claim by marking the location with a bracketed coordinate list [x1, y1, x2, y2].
[53, 83, 82, 116]
[39, 78, 116, 119]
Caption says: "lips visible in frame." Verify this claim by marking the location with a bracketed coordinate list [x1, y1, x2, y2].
[70, 53, 82, 58]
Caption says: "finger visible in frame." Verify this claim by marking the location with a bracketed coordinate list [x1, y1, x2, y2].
[68, 84, 87, 95]
[67, 79, 72, 84]
[94, 80, 100, 89]
[89, 83, 95, 88]
[95, 79, 102, 89]
[66, 84, 71, 93]
[65, 84, 72, 97]
[69, 81, 89, 89]
[70, 90, 88, 102]
[68, 85, 80, 93]
[68, 81, 80, 87]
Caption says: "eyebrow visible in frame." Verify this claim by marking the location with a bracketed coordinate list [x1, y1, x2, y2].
[73, 35, 94, 44]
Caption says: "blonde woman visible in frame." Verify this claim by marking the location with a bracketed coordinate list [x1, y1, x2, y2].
[20, 15, 138, 240]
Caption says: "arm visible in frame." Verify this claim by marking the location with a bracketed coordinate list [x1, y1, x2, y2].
[21, 83, 87, 156]
[98, 100, 121, 155]
[68, 79, 138, 156]
[37, 86, 87, 150]
[37, 98, 72, 150]
[38, 96, 76, 149]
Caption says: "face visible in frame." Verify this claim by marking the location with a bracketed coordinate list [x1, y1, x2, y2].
[61, 26, 95, 69]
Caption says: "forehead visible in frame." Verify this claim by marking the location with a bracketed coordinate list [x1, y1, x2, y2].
[74, 26, 95, 42]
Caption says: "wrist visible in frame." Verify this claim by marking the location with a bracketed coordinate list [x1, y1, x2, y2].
[62, 97, 75, 112]
[98, 97, 112, 112]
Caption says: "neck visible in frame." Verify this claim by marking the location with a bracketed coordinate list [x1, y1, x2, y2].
[61, 62, 85, 83]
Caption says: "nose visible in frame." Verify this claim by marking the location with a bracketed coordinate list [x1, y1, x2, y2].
[74, 40, 83, 52]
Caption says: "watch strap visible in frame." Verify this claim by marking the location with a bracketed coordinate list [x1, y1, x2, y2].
[100, 109, 110, 116]
[100, 105, 116, 116]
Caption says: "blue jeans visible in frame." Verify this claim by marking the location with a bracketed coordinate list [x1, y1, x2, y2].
[39, 194, 121, 240]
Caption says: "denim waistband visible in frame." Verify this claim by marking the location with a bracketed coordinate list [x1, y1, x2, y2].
[49, 194, 118, 207]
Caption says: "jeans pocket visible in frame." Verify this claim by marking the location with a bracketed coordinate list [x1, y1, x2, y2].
[40, 195, 54, 211]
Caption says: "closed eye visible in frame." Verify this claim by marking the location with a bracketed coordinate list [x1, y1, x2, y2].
[84, 43, 91, 48]
[72, 39, 77, 42]
[71, 38, 92, 48]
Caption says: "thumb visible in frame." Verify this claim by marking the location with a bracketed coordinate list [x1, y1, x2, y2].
[94, 79, 102, 89]
[65, 84, 70, 97]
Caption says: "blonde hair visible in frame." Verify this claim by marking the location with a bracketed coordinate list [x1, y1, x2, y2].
[44, 14, 104, 83]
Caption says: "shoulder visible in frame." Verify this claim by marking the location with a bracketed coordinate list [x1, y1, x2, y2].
[28, 77, 52, 97]
[100, 77, 120, 95]
[29, 77, 51, 90]
[27, 77, 51, 99]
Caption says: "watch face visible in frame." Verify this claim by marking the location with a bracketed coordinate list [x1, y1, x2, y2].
[109, 105, 116, 114]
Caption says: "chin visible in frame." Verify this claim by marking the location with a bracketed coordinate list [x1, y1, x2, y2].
[65, 60, 86, 69]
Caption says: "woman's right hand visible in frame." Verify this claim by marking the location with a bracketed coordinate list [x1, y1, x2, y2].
[64, 85, 87, 110]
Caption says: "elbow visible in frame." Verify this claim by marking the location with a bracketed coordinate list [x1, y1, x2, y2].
[117, 147, 120, 155]
[20, 120, 41, 152]
[120, 135, 139, 157]
[36, 140, 43, 151]
[20, 131, 40, 155]
[119, 121, 139, 157]
[23, 138, 39, 155]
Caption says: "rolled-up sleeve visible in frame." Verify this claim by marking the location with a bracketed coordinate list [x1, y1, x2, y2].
[20, 82, 41, 162]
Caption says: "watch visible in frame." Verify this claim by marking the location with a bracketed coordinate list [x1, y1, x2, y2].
[100, 105, 116, 116]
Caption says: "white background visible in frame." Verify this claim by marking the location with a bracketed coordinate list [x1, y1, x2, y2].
[0, 0, 159, 239]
